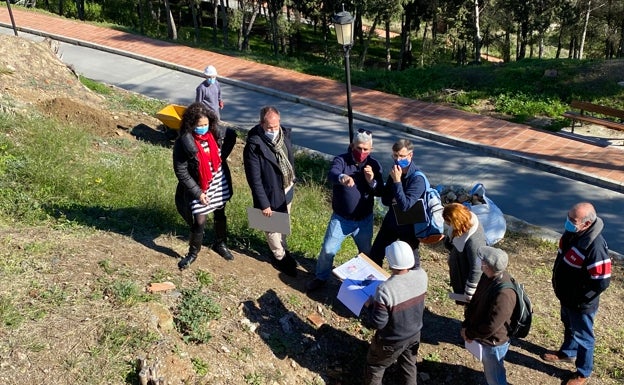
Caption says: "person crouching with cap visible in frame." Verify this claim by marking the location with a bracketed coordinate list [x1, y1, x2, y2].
[461, 246, 516, 385]
[362, 240, 428, 385]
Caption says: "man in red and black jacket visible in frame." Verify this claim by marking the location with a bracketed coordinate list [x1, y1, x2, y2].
[541, 202, 611, 385]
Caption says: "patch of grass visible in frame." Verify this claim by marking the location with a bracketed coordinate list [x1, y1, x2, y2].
[494, 92, 567, 123]
[195, 269, 213, 287]
[80, 75, 166, 113]
[96, 318, 159, 355]
[0, 296, 25, 328]
[422, 351, 442, 363]
[175, 287, 222, 344]
[104, 279, 151, 306]
[244, 372, 265, 385]
[79, 75, 113, 95]
[97, 259, 116, 274]
[191, 357, 209, 376]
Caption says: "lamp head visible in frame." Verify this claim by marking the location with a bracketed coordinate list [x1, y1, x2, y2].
[332, 8, 354, 46]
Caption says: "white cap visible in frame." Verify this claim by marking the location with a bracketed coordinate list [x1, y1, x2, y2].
[385, 241, 415, 270]
[204, 65, 218, 77]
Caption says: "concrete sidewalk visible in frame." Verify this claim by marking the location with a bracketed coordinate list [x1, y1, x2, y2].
[1, 8, 623, 194]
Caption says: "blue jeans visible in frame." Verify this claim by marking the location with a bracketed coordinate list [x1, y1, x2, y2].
[315, 213, 373, 280]
[560, 305, 597, 378]
[482, 341, 509, 385]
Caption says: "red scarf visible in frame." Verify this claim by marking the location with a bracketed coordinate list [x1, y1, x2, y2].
[193, 132, 221, 191]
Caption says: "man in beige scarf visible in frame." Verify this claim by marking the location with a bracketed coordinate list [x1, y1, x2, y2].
[243, 106, 297, 276]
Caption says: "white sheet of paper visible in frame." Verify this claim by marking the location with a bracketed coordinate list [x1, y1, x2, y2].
[246, 207, 291, 235]
[337, 277, 384, 316]
[333, 254, 389, 281]
[465, 340, 482, 361]
[334, 254, 389, 316]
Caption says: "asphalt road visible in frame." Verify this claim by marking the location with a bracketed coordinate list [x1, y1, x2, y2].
[4, 28, 623, 255]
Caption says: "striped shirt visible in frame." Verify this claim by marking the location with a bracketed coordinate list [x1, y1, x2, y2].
[190, 141, 231, 215]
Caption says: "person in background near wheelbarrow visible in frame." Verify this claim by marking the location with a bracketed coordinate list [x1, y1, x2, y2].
[196, 65, 224, 120]
[173, 102, 236, 269]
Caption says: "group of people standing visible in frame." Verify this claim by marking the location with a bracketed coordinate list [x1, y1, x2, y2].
[171, 65, 612, 385]
[173, 65, 297, 275]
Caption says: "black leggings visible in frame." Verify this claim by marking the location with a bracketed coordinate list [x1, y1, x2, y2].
[190, 206, 226, 234]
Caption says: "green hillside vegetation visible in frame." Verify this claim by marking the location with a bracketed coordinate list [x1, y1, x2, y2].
[19, 4, 624, 130]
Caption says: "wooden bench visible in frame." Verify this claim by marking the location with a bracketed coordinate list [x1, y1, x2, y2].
[562, 101, 624, 133]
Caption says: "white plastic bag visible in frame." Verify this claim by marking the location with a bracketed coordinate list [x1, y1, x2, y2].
[468, 183, 506, 245]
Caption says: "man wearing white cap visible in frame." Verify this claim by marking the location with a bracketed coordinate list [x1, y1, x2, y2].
[362, 240, 428, 385]
[195, 65, 224, 120]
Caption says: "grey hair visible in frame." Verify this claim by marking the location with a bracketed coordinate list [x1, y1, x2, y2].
[580, 204, 597, 223]
[352, 131, 373, 146]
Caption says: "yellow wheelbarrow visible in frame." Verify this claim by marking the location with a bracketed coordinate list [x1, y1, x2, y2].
[155, 104, 186, 139]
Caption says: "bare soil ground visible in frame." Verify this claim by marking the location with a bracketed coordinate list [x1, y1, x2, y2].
[0, 35, 622, 385]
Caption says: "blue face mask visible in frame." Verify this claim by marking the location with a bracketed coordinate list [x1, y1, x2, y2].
[395, 158, 410, 168]
[194, 125, 209, 135]
[564, 218, 579, 233]
[264, 130, 278, 141]
[207, 78, 216, 85]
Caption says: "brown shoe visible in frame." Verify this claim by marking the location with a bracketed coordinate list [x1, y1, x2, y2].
[541, 350, 576, 363]
[565, 373, 589, 385]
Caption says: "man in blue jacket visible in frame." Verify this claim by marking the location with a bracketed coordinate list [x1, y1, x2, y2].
[369, 139, 427, 267]
[541, 202, 611, 385]
[306, 129, 384, 291]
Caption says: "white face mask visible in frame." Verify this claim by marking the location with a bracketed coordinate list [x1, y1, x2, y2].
[264, 130, 278, 142]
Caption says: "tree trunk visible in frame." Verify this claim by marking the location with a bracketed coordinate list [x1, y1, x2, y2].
[555, 24, 563, 58]
[579, 0, 591, 59]
[76, 0, 84, 20]
[191, 0, 200, 43]
[240, 1, 258, 51]
[473, 0, 481, 64]
[619, 18, 624, 57]
[163, 0, 177, 40]
[357, 17, 378, 70]
[385, 20, 391, 71]
[212, 0, 218, 45]
[503, 29, 511, 62]
[399, 9, 414, 70]
[420, 21, 427, 68]
[268, 6, 278, 55]
[518, 20, 528, 59]
[219, 0, 229, 48]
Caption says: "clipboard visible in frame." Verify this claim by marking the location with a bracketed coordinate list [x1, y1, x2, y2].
[392, 199, 426, 225]
[333, 253, 390, 316]
[246, 207, 291, 234]
[332, 253, 389, 281]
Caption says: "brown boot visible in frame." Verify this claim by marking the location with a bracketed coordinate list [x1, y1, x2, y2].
[565, 373, 589, 385]
[541, 350, 576, 363]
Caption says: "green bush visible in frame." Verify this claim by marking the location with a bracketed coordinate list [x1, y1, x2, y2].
[175, 287, 222, 344]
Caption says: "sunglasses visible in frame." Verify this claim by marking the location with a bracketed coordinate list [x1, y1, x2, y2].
[358, 128, 372, 136]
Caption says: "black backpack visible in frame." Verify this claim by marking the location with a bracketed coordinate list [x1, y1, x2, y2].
[492, 277, 533, 339]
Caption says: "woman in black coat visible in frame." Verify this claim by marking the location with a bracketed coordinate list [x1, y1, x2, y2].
[173, 102, 236, 269]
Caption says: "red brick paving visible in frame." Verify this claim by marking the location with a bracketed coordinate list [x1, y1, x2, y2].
[1, 8, 622, 190]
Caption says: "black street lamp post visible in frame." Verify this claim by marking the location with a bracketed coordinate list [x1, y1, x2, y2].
[332, 7, 355, 143]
